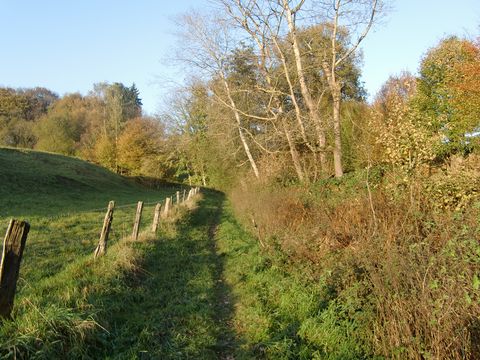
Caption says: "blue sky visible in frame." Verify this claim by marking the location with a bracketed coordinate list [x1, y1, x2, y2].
[0, 1, 479, 114]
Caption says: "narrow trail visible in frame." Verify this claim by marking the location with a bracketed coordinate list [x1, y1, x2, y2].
[207, 200, 237, 360]
[95, 192, 239, 359]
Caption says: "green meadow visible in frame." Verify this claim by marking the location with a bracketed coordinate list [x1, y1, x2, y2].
[0, 148, 361, 359]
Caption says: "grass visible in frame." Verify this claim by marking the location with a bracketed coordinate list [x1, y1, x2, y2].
[0, 189, 242, 358]
[0, 147, 188, 358]
[89, 192, 238, 359]
[0, 147, 184, 288]
[227, 170, 480, 359]
[0, 147, 180, 218]
[215, 199, 376, 360]
[0, 147, 396, 358]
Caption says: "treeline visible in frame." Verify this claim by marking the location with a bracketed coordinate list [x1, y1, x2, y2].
[1, 0, 479, 356]
[0, 83, 172, 177]
[163, 1, 480, 358]
[164, 0, 480, 190]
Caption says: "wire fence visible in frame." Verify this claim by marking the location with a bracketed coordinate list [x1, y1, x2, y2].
[0, 186, 201, 318]
[21, 186, 192, 222]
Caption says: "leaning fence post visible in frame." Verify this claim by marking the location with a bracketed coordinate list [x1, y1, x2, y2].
[132, 201, 143, 240]
[94, 201, 115, 258]
[152, 203, 161, 232]
[0, 219, 30, 319]
[163, 197, 171, 218]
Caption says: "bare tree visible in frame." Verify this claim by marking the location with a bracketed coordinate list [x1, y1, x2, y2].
[281, 0, 328, 172]
[177, 1, 381, 180]
[218, 0, 310, 181]
[176, 12, 261, 179]
[317, 0, 382, 177]
[220, 0, 383, 178]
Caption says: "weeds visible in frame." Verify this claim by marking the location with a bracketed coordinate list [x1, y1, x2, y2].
[228, 164, 480, 358]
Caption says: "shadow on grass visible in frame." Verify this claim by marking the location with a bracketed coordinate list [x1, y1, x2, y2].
[89, 190, 241, 359]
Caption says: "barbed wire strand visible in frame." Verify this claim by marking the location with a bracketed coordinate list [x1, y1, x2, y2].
[1, 187, 199, 225]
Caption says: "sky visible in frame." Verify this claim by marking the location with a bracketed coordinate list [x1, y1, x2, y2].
[0, 0, 479, 114]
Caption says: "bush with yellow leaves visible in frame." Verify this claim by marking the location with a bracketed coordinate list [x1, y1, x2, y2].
[371, 74, 438, 180]
[423, 155, 480, 211]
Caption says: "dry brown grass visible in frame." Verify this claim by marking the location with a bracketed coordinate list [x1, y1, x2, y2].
[229, 176, 480, 359]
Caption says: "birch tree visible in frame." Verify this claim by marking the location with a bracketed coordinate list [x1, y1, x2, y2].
[317, 0, 382, 177]
[218, 0, 324, 180]
[176, 12, 261, 179]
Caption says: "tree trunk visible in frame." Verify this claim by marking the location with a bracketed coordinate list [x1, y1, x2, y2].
[222, 77, 260, 179]
[283, 1, 327, 172]
[322, 58, 344, 178]
[281, 116, 305, 182]
[332, 91, 343, 177]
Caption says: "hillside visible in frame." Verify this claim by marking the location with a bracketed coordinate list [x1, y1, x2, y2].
[0, 147, 177, 218]
[0, 146, 184, 280]
[0, 148, 194, 358]
[0, 150, 479, 358]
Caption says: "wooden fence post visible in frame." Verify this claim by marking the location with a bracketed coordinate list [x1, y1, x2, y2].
[0, 219, 30, 318]
[176, 191, 180, 205]
[163, 197, 171, 218]
[152, 203, 161, 232]
[94, 201, 115, 258]
[132, 201, 143, 240]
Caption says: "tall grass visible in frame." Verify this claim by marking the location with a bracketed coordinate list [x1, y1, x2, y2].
[0, 148, 186, 358]
[228, 166, 480, 358]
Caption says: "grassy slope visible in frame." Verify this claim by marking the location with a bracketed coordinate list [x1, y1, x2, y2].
[216, 199, 373, 360]
[0, 147, 179, 218]
[0, 148, 182, 285]
[93, 192, 238, 359]
[0, 148, 186, 358]
[0, 148, 373, 358]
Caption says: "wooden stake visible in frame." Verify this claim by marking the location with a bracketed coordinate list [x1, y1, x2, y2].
[132, 201, 143, 240]
[0, 219, 29, 318]
[152, 203, 161, 232]
[94, 201, 114, 258]
[176, 191, 180, 205]
[163, 197, 171, 218]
